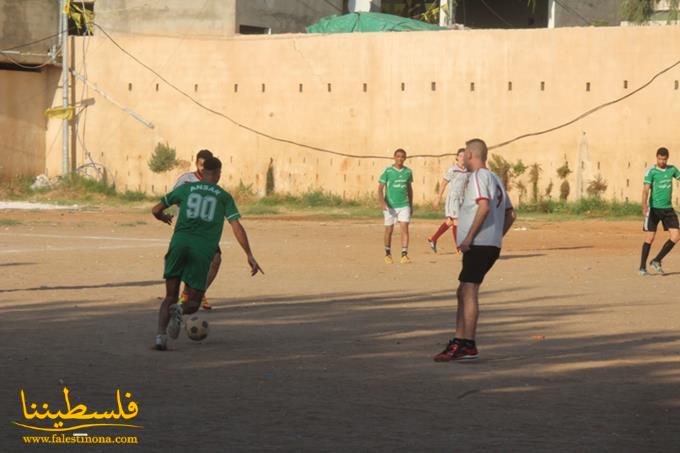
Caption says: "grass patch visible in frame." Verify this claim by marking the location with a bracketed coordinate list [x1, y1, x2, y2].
[0, 175, 155, 206]
[237, 190, 443, 219]
[0, 219, 21, 226]
[517, 198, 642, 219]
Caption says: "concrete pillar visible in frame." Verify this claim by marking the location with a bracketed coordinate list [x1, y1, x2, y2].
[348, 0, 380, 13]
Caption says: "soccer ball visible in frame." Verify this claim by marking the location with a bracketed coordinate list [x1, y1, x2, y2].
[185, 316, 209, 341]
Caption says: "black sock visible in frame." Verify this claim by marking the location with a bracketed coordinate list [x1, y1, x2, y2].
[640, 242, 651, 269]
[462, 339, 476, 348]
[385, 247, 391, 256]
[652, 240, 676, 263]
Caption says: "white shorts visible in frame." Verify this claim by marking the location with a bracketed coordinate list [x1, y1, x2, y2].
[383, 207, 411, 226]
[445, 196, 462, 219]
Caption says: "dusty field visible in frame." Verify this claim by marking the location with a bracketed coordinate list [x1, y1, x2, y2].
[1, 207, 679, 452]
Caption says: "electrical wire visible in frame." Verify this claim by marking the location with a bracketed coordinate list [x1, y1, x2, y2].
[93, 22, 392, 159]
[0, 50, 56, 69]
[1, 31, 63, 51]
[320, 0, 343, 13]
[94, 22, 680, 159]
[478, 0, 515, 28]
[553, 0, 591, 26]
[489, 57, 680, 150]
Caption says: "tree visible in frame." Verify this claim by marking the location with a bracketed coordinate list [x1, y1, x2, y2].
[528, 163, 542, 203]
[488, 155, 525, 193]
[621, 0, 679, 23]
[148, 142, 178, 173]
[556, 157, 571, 201]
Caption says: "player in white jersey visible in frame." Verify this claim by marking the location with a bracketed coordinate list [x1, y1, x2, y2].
[428, 148, 468, 253]
[173, 149, 221, 310]
[433, 139, 516, 362]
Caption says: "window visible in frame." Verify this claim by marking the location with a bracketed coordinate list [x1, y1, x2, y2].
[239, 25, 271, 35]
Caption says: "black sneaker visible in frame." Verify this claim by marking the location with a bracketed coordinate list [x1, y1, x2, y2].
[650, 260, 664, 275]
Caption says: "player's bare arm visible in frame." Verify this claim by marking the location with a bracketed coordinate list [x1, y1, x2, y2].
[433, 179, 448, 208]
[503, 208, 517, 236]
[407, 182, 414, 212]
[151, 202, 173, 225]
[378, 183, 388, 210]
[642, 183, 650, 216]
[229, 219, 264, 276]
[459, 199, 491, 253]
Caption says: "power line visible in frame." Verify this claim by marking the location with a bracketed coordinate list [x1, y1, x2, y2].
[1, 31, 63, 51]
[93, 23, 392, 160]
[489, 57, 680, 150]
[94, 22, 680, 159]
[553, 0, 591, 26]
[1, 24, 85, 53]
[478, 0, 515, 28]
[320, 0, 343, 13]
[0, 50, 56, 69]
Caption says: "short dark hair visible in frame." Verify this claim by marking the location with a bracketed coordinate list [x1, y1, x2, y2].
[394, 148, 407, 157]
[196, 149, 213, 161]
[457, 148, 465, 156]
[657, 147, 669, 157]
[203, 157, 222, 171]
[465, 138, 488, 161]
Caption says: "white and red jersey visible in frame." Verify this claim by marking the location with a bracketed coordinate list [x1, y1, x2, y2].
[457, 168, 512, 248]
[443, 164, 468, 200]
[173, 171, 203, 190]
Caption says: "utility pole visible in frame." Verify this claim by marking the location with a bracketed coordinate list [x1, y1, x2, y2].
[60, 0, 69, 175]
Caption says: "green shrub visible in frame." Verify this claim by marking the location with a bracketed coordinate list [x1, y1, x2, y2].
[148, 142, 178, 173]
[120, 190, 147, 202]
[586, 174, 608, 198]
[61, 174, 116, 195]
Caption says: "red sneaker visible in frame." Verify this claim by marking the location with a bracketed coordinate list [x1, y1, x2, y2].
[433, 339, 460, 362]
[433, 340, 478, 362]
[454, 344, 478, 360]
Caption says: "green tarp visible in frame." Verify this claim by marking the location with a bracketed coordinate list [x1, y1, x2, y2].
[306, 12, 444, 34]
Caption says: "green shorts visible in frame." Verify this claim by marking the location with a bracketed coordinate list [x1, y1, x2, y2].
[163, 237, 216, 291]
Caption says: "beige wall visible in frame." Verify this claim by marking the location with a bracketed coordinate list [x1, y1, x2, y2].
[47, 26, 680, 204]
[94, 0, 236, 37]
[0, 68, 55, 180]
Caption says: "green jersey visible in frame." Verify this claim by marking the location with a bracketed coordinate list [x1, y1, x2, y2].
[379, 166, 413, 209]
[162, 182, 240, 251]
[644, 165, 680, 209]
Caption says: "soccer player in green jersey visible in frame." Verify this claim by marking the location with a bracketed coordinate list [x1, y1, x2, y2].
[151, 157, 263, 350]
[640, 147, 680, 275]
[378, 148, 413, 264]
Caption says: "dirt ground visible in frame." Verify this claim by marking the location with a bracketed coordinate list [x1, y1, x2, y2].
[1, 207, 679, 452]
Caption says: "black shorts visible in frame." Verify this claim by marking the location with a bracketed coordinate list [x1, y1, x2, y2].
[459, 245, 501, 284]
[644, 208, 679, 232]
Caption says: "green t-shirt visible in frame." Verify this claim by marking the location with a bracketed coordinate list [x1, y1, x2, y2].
[644, 165, 680, 209]
[379, 166, 413, 209]
[162, 182, 240, 250]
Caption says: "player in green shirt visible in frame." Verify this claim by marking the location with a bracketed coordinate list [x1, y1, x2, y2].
[378, 148, 413, 264]
[151, 157, 263, 350]
[640, 147, 680, 275]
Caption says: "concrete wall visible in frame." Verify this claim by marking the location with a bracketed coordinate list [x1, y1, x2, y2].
[94, 0, 236, 37]
[554, 0, 621, 27]
[236, 0, 344, 34]
[47, 26, 680, 206]
[0, 68, 57, 179]
[0, 0, 59, 63]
